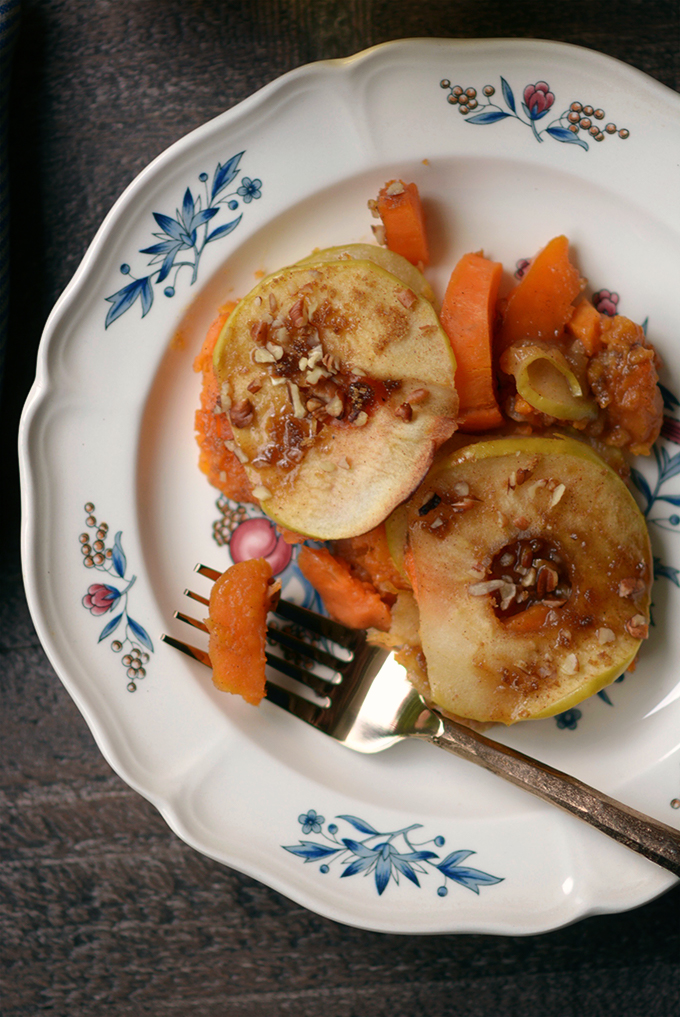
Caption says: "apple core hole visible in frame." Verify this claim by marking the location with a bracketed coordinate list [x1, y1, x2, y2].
[487, 536, 572, 620]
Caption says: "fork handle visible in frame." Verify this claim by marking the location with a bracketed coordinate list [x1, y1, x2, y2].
[427, 719, 680, 877]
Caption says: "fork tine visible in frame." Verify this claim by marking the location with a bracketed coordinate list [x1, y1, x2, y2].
[274, 598, 362, 649]
[264, 679, 328, 725]
[265, 651, 336, 697]
[192, 565, 362, 650]
[266, 625, 348, 672]
[160, 633, 211, 668]
[195, 563, 221, 581]
[161, 629, 335, 700]
[170, 566, 371, 721]
[174, 609, 209, 633]
[171, 598, 343, 697]
[176, 602, 346, 674]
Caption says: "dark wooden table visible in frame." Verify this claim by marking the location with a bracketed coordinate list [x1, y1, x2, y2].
[1, 2, 679, 1015]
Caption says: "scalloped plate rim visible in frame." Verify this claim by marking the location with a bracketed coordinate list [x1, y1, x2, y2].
[18, 36, 680, 935]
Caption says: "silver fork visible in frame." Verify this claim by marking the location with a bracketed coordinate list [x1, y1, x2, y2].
[161, 564, 680, 878]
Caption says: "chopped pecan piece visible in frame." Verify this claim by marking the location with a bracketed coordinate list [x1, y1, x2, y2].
[618, 577, 646, 598]
[230, 399, 254, 428]
[288, 295, 307, 328]
[625, 614, 648, 639]
[536, 565, 559, 598]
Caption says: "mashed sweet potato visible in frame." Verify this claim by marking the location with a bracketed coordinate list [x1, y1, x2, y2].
[194, 306, 256, 504]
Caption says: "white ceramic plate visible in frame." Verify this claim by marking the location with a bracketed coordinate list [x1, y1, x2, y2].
[20, 38, 680, 934]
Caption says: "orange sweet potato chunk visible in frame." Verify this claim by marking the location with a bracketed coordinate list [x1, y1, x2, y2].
[206, 558, 279, 705]
[587, 315, 663, 455]
[298, 545, 392, 631]
[496, 235, 583, 353]
[565, 298, 604, 356]
[439, 251, 504, 431]
[333, 523, 411, 596]
[194, 305, 256, 504]
[376, 180, 429, 266]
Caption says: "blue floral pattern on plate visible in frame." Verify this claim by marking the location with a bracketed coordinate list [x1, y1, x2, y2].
[79, 502, 153, 691]
[104, 152, 261, 326]
[440, 76, 630, 151]
[283, 811, 504, 897]
[633, 384, 680, 535]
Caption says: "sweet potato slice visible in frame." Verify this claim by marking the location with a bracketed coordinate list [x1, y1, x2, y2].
[297, 545, 392, 631]
[496, 235, 582, 353]
[376, 180, 429, 266]
[333, 522, 412, 596]
[206, 558, 279, 705]
[440, 252, 504, 431]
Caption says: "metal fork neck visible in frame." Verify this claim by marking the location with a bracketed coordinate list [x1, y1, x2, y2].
[427, 718, 680, 877]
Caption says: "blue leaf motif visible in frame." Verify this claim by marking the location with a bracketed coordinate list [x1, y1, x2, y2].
[342, 854, 375, 877]
[155, 243, 183, 284]
[206, 216, 243, 243]
[656, 494, 680, 507]
[654, 558, 680, 586]
[128, 616, 154, 652]
[104, 278, 150, 328]
[190, 207, 219, 229]
[657, 448, 680, 483]
[501, 76, 516, 112]
[337, 815, 380, 835]
[341, 838, 377, 856]
[283, 842, 341, 862]
[446, 866, 505, 893]
[436, 849, 475, 870]
[153, 212, 185, 241]
[404, 850, 438, 862]
[630, 467, 653, 506]
[375, 852, 392, 894]
[181, 188, 195, 230]
[281, 812, 503, 898]
[655, 444, 670, 474]
[140, 277, 154, 317]
[545, 126, 589, 151]
[211, 151, 244, 200]
[391, 856, 421, 887]
[106, 153, 257, 324]
[140, 239, 183, 257]
[435, 850, 503, 893]
[659, 383, 680, 412]
[112, 531, 127, 578]
[466, 110, 512, 125]
[99, 612, 123, 642]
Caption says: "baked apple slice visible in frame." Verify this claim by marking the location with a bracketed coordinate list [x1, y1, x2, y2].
[213, 259, 458, 539]
[405, 435, 652, 724]
[298, 243, 435, 301]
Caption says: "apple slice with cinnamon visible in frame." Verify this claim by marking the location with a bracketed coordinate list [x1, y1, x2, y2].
[213, 258, 458, 539]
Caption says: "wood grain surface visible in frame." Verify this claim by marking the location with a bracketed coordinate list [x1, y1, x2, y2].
[1, 2, 679, 1015]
